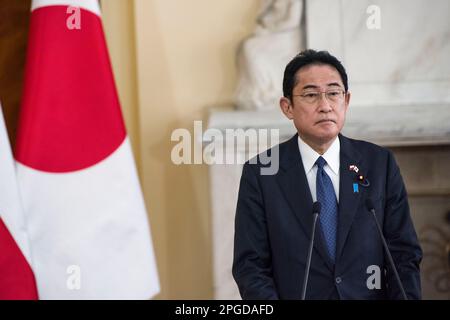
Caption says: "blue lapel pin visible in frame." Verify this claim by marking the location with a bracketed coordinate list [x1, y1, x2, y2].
[350, 165, 360, 193]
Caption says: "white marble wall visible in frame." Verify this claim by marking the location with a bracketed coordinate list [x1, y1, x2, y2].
[210, 161, 243, 299]
[306, 0, 450, 107]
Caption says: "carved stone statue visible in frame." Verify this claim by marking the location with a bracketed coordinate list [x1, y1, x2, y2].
[234, 0, 304, 110]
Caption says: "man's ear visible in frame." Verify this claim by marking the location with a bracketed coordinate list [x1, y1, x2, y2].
[344, 91, 351, 112]
[279, 97, 294, 120]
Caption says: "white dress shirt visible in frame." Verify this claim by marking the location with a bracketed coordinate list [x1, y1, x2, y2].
[297, 135, 340, 203]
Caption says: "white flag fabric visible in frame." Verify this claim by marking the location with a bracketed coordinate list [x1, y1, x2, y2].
[15, 0, 159, 299]
[0, 103, 38, 299]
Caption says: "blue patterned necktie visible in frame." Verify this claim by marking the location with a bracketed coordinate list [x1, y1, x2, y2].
[315, 156, 338, 262]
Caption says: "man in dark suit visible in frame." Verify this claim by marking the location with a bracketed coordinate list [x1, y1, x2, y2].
[232, 50, 422, 299]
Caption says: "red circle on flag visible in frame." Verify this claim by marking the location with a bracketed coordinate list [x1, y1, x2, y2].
[15, 6, 126, 173]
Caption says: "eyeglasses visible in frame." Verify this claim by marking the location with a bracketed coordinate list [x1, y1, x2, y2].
[292, 89, 346, 104]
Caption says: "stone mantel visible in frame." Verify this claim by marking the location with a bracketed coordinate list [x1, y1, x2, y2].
[206, 104, 450, 147]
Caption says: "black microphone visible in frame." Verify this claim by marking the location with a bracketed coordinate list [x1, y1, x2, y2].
[365, 198, 408, 300]
[301, 201, 321, 300]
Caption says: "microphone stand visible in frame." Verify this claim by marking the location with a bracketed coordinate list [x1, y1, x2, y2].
[301, 202, 321, 300]
[366, 199, 408, 300]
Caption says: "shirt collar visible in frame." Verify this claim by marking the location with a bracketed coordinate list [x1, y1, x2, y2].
[297, 135, 340, 175]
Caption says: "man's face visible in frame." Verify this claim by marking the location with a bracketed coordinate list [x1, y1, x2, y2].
[280, 64, 350, 146]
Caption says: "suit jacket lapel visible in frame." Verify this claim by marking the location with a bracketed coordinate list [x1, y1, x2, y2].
[276, 135, 334, 271]
[336, 134, 363, 262]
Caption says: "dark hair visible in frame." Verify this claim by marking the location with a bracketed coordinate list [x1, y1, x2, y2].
[282, 49, 348, 99]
